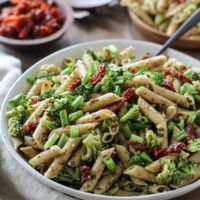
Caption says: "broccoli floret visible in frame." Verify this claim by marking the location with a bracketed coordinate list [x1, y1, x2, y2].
[145, 72, 163, 86]
[82, 134, 101, 162]
[195, 111, 200, 126]
[46, 96, 70, 117]
[188, 138, 200, 152]
[184, 69, 199, 81]
[156, 158, 197, 185]
[129, 152, 153, 166]
[146, 130, 163, 147]
[55, 166, 81, 189]
[8, 117, 22, 136]
[120, 105, 140, 122]
[100, 74, 115, 93]
[74, 84, 93, 101]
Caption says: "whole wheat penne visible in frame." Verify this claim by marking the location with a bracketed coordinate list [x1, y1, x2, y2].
[20, 146, 39, 158]
[94, 163, 123, 194]
[82, 53, 94, 67]
[54, 75, 68, 84]
[81, 93, 121, 112]
[11, 136, 23, 150]
[145, 154, 178, 174]
[40, 64, 61, 75]
[68, 144, 86, 167]
[115, 144, 148, 186]
[136, 87, 175, 106]
[189, 152, 200, 163]
[76, 109, 116, 124]
[124, 165, 156, 183]
[165, 106, 177, 121]
[27, 79, 46, 98]
[151, 83, 190, 108]
[125, 75, 152, 87]
[24, 136, 39, 149]
[29, 145, 62, 168]
[44, 137, 81, 179]
[23, 99, 50, 131]
[76, 60, 87, 78]
[32, 115, 50, 149]
[49, 122, 99, 137]
[80, 147, 115, 192]
[122, 55, 167, 73]
[41, 80, 52, 94]
[54, 68, 79, 95]
[148, 184, 170, 194]
[176, 107, 196, 120]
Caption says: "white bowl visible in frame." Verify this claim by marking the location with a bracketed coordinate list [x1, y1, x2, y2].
[0, 39, 200, 200]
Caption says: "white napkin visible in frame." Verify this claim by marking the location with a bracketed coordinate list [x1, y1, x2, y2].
[0, 54, 75, 200]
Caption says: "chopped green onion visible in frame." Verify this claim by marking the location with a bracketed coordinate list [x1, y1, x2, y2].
[82, 63, 95, 84]
[156, 123, 162, 130]
[68, 110, 84, 122]
[75, 167, 80, 181]
[130, 134, 144, 144]
[194, 95, 200, 103]
[40, 119, 56, 130]
[177, 118, 185, 130]
[155, 14, 165, 27]
[121, 123, 132, 139]
[9, 93, 23, 107]
[138, 116, 149, 124]
[103, 156, 116, 171]
[108, 44, 120, 56]
[61, 68, 72, 75]
[167, 121, 174, 133]
[57, 133, 69, 148]
[70, 127, 80, 138]
[44, 133, 59, 149]
[187, 114, 196, 124]
[26, 76, 35, 85]
[59, 109, 69, 126]
[71, 96, 84, 110]
[93, 82, 101, 93]
[114, 76, 124, 85]
[140, 152, 153, 163]
[114, 85, 121, 96]
[94, 51, 102, 60]
[132, 122, 151, 130]
[175, 130, 186, 141]
[101, 120, 109, 132]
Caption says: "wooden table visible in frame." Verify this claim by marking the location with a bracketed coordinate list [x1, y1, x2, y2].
[1, 5, 199, 200]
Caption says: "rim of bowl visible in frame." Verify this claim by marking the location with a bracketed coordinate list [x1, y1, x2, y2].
[128, 8, 200, 44]
[1, 39, 200, 200]
[0, 0, 74, 46]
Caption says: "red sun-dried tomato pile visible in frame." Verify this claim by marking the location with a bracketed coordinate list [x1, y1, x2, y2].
[0, 0, 65, 39]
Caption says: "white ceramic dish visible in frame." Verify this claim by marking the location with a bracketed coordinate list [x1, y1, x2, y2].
[69, 0, 112, 9]
[0, 39, 200, 200]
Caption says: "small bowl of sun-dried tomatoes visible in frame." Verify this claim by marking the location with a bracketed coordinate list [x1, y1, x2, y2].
[0, 0, 73, 49]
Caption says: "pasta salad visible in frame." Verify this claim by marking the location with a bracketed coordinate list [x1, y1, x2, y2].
[6, 45, 200, 196]
[121, 0, 200, 40]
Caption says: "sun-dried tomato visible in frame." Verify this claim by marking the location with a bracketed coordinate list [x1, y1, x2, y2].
[80, 165, 91, 182]
[31, 97, 40, 104]
[129, 141, 146, 152]
[184, 124, 196, 143]
[69, 78, 82, 89]
[162, 142, 186, 156]
[24, 122, 36, 133]
[163, 80, 174, 90]
[0, 0, 65, 39]
[148, 146, 163, 159]
[89, 64, 106, 85]
[123, 88, 135, 101]
[108, 88, 135, 113]
[164, 68, 192, 83]
[141, 54, 151, 60]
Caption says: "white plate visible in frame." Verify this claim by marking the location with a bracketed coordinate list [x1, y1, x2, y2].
[0, 39, 200, 200]
[69, 0, 112, 9]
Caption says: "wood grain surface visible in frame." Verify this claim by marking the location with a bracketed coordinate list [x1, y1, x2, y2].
[0, 5, 199, 200]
